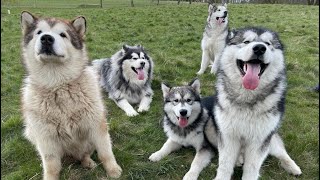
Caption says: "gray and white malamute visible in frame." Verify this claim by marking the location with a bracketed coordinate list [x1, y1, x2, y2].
[149, 79, 215, 180]
[209, 27, 302, 179]
[92, 45, 153, 117]
[197, 3, 228, 75]
[20, 11, 122, 179]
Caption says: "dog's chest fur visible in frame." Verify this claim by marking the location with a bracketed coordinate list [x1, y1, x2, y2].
[202, 26, 228, 52]
[22, 68, 104, 142]
[163, 115, 207, 150]
[215, 94, 281, 142]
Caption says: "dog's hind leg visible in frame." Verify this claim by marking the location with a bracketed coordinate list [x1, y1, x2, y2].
[269, 133, 302, 176]
[197, 50, 211, 75]
[93, 122, 122, 178]
[116, 99, 138, 117]
[81, 153, 97, 169]
[183, 148, 213, 180]
[149, 139, 182, 162]
[210, 53, 221, 74]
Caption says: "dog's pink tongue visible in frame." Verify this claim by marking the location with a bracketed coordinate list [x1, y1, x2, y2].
[137, 68, 144, 80]
[242, 63, 260, 90]
[179, 117, 188, 128]
[217, 17, 224, 24]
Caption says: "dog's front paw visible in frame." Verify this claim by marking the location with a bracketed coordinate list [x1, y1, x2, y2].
[235, 154, 244, 167]
[210, 66, 217, 74]
[149, 152, 163, 162]
[196, 70, 204, 75]
[81, 158, 97, 169]
[183, 171, 198, 180]
[137, 105, 149, 112]
[106, 163, 122, 179]
[125, 109, 139, 117]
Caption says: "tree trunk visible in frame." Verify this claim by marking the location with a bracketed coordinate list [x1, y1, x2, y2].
[178, 0, 181, 4]
[131, 0, 134, 7]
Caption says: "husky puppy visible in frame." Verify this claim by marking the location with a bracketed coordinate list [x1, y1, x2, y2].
[209, 27, 302, 179]
[149, 79, 214, 180]
[20, 11, 122, 179]
[197, 3, 228, 75]
[92, 45, 154, 117]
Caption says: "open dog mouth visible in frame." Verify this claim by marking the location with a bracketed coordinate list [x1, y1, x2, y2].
[176, 116, 189, 128]
[131, 66, 145, 80]
[236, 59, 269, 90]
[216, 16, 227, 23]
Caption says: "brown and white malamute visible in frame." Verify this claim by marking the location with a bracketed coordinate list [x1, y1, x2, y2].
[20, 11, 122, 179]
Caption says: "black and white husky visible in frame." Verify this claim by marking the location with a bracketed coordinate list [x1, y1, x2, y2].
[197, 3, 228, 75]
[149, 79, 215, 180]
[92, 45, 154, 116]
[208, 27, 302, 179]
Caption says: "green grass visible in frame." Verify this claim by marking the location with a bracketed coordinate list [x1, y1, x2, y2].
[1, 3, 319, 180]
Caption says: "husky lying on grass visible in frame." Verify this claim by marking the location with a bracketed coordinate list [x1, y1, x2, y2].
[92, 45, 154, 117]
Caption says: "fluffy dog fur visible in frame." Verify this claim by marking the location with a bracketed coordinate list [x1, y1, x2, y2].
[20, 11, 122, 180]
[209, 27, 302, 180]
[149, 79, 213, 180]
[92, 45, 154, 117]
[197, 3, 228, 75]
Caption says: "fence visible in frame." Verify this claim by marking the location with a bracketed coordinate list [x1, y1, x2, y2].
[1, 0, 318, 8]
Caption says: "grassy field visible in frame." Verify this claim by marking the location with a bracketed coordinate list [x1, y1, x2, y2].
[1, 2, 319, 180]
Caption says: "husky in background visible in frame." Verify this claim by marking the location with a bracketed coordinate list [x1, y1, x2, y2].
[210, 27, 302, 179]
[149, 79, 215, 180]
[20, 11, 122, 179]
[92, 45, 154, 117]
[197, 3, 228, 75]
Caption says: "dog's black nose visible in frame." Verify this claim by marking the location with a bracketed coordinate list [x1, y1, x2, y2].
[253, 44, 266, 56]
[179, 109, 188, 116]
[224, 11, 228, 16]
[140, 62, 145, 67]
[41, 35, 55, 46]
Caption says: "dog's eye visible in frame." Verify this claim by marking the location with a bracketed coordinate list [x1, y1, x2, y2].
[174, 99, 179, 103]
[243, 41, 250, 44]
[141, 57, 145, 59]
[218, 9, 221, 11]
[37, 30, 42, 35]
[264, 42, 271, 46]
[186, 99, 192, 103]
[60, 33, 67, 38]
[132, 57, 138, 60]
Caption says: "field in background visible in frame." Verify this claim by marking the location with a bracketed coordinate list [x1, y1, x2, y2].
[1, 3, 319, 180]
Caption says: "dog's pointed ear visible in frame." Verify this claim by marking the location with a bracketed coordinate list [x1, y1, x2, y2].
[229, 29, 236, 39]
[123, 44, 129, 52]
[189, 78, 201, 94]
[223, 3, 227, 8]
[161, 83, 171, 99]
[71, 16, 86, 37]
[208, 3, 216, 13]
[21, 11, 37, 33]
